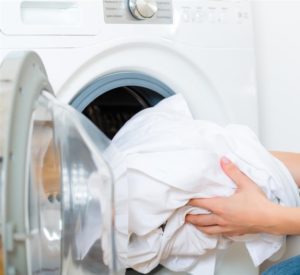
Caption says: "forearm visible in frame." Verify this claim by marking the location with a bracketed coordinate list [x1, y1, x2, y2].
[271, 151, 300, 188]
[263, 152, 300, 235]
[258, 203, 300, 235]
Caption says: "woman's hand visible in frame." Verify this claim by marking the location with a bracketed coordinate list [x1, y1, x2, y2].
[185, 157, 278, 236]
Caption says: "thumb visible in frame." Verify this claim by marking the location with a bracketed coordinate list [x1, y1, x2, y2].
[220, 156, 255, 189]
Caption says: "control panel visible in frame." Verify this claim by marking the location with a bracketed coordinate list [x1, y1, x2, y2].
[0, 0, 253, 48]
[104, 0, 173, 24]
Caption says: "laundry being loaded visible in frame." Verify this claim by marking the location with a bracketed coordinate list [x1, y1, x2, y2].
[103, 94, 300, 274]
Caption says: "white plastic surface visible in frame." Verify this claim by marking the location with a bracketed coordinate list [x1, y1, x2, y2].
[252, 0, 300, 152]
[21, 1, 81, 26]
[0, 0, 101, 35]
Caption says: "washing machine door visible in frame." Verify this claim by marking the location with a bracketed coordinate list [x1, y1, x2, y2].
[0, 52, 119, 275]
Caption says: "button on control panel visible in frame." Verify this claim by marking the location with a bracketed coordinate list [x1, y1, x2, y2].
[179, 0, 250, 24]
[104, 0, 173, 24]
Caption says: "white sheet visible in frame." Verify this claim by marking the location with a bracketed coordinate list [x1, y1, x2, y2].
[104, 94, 300, 274]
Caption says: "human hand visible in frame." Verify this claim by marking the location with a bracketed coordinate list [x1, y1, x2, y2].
[185, 157, 277, 236]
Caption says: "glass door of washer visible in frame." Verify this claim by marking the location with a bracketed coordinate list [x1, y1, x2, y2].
[0, 51, 122, 275]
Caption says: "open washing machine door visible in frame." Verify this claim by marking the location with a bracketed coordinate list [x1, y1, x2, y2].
[0, 52, 124, 275]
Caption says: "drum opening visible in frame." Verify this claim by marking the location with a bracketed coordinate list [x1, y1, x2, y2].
[82, 86, 164, 139]
[71, 72, 174, 139]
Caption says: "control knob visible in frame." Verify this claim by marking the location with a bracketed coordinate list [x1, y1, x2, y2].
[129, 0, 158, 20]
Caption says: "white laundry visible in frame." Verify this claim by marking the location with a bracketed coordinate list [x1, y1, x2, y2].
[103, 94, 300, 274]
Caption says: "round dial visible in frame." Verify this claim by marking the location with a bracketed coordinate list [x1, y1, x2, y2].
[129, 0, 158, 20]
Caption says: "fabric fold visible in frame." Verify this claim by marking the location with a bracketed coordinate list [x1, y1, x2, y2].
[104, 94, 300, 274]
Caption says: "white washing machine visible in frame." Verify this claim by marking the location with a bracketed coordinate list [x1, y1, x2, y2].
[0, 0, 261, 274]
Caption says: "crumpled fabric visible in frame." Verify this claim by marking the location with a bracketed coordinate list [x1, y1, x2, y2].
[103, 94, 300, 274]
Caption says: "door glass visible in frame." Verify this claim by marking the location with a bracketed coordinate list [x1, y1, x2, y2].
[27, 92, 117, 274]
[28, 100, 62, 274]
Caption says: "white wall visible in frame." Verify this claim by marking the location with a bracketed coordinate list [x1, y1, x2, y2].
[252, 0, 300, 152]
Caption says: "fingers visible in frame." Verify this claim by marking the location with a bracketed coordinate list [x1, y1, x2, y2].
[197, 226, 244, 236]
[197, 226, 243, 236]
[186, 215, 242, 236]
[223, 232, 243, 237]
[188, 197, 224, 212]
[196, 226, 224, 235]
[220, 156, 255, 189]
[185, 213, 220, 226]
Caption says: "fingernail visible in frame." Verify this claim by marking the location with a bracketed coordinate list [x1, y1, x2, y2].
[221, 156, 231, 165]
[185, 215, 191, 223]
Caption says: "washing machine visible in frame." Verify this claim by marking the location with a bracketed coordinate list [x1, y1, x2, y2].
[0, 0, 260, 274]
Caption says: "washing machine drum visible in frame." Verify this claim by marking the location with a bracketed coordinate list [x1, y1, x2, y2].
[0, 52, 121, 274]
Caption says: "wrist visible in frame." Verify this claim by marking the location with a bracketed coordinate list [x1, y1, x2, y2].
[257, 203, 300, 235]
[255, 202, 282, 234]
